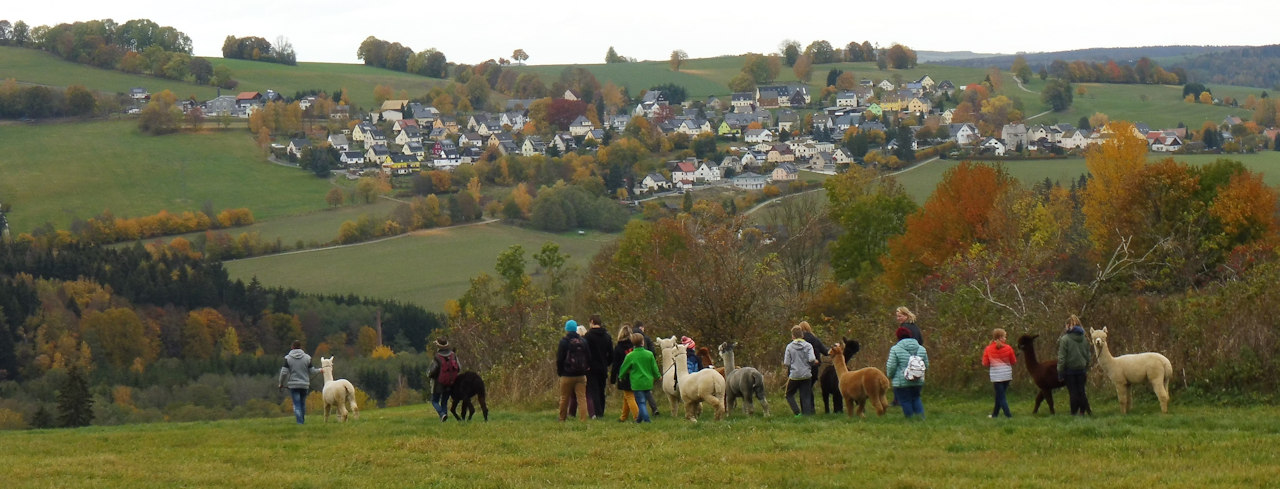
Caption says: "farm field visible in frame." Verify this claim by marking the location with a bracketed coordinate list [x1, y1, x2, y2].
[0, 47, 445, 109]
[2, 397, 1276, 488]
[0, 119, 333, 234]
[222, 222, 613, 310]
[146, 198, 403, 249]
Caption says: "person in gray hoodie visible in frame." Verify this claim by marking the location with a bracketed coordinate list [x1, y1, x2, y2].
[782, 324, 819, 416]
[277, 340, 321, 424]
[1057, 315, 1093, 416]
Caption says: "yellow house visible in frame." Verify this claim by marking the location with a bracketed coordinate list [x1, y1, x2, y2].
[907, 97, 932, 114]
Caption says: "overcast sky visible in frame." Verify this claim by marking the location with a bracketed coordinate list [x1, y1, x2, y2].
[6, 1, 1280, 65]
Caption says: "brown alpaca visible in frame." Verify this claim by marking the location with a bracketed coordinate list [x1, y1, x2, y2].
[829, 343, 890, 418]
[1016, 334, 1066, 414]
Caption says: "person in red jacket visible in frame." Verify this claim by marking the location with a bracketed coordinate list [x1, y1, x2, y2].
[982, 328, 1017, 418]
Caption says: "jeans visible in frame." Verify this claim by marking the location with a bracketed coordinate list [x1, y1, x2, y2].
[1064, 372, 1091, 415]
[786, 377, 815, 415]
[289, 388, 307, 424]
[894, 386, 925, 419]
[430, 386, 452, 420]
[634, 389, 652, 422]
[586, 372, 608, 417]
[642, 390, 658, 415]
[992, 381, 1012, 418]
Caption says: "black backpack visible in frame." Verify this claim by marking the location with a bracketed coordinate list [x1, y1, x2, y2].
[436, 353, 460, 386]
[564, 336, 589, 376]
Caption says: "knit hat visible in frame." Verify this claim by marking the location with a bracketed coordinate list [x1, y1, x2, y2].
[681, 336, 696, 350]
[435, 338, 450, 349]
[895, 327, 913, 340]
[565, 319, 578, 332]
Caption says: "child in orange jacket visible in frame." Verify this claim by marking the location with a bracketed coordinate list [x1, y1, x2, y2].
[982, 328, 1017, 418]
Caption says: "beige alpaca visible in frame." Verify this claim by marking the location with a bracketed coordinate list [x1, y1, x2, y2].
[1089, 327, 1172, 414]
[830, 343, 890, 418]
[657, 336, 683, 417]
[320, 357, 360, 422]
[669, 343, 726, 422]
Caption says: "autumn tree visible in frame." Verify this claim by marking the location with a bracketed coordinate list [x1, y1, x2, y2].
[1012, 55, 1033, 83]
[804, 40, 836, 64]
[81, 308, 155, 370]
[1082, 121, 1150, 253]
[779, 39, 801, 66]
[1041, 78, 1074, 111]
[835, 72, 857, 91]
[605, 46, 626, 64]
[741, 53, 781, 84]
[824, 166, 917, 284]
[669, 49, 688, 71]
[138, 89, 182, 135]
[793, 54, 814, 83]
[512, 48, 528, 65]
[885, 44, 917, 69]
[326, 187, 345, 207]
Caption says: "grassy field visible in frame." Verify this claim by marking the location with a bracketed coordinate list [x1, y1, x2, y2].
[0, 120, 332, 233]
[894, 151, 1280, 203]
[0, 47, 445, 109]
[222, 222, 613, 310]
[2, 396, 1276, 488]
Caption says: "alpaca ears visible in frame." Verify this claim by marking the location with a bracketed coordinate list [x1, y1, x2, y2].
[1102, 326, 1108, 333]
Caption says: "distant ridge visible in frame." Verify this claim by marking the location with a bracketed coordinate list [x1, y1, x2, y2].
[934, 45, 1246, 69]
[915, 51, 1007, 63]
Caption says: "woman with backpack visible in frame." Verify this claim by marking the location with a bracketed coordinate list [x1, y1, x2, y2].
[556, 319, 591, 422]
[886, 326, 929, 420]
[428, 337, 460, 422]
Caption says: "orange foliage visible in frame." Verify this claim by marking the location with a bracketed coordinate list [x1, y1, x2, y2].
[1211, 170, 1279, 243]
[1082, 122, 1149, 252]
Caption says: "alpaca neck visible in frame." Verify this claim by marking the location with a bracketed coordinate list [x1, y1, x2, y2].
[1097, 341, 1114, 368]
[721, 350, 736, 377]
[833, 349, 850, 376]
[323, 368, 334, 384]
[672, 348, 690, 382]
[661, 345, 674, 371]
[1021, 343, 1040, 369]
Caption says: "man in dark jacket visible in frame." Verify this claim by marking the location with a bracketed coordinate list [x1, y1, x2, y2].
[583, 314, 614, 419]
[1057, 316, 1093, 416]
[428, 338, 458, 422]
[556, 319, 592, 421]
[277, 340, 321, 424]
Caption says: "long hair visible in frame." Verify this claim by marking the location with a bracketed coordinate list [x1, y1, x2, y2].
[896, 306, 917, 323]
[616, 323, 633, 342]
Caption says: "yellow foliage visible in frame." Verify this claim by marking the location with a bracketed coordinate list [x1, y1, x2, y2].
[356, 326, 379, 356]
[112, 385, 136, 409]
[371, 345, 396, 359]
[1083, 121, 1148, 252]
[0, 408, 26, 430]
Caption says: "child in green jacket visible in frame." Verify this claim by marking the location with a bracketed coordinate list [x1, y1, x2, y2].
[618, 333, 659, 423]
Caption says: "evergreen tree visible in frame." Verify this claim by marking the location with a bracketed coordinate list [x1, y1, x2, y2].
[57, 365, 94, 428]
[31, 405, 54, 429]
[682, 190, 694, 212]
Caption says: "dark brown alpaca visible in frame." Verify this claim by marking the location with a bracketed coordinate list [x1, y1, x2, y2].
[449, 371, 489, 421]
[819, 338, 860, 413]
[1017, 334, 1066, 414]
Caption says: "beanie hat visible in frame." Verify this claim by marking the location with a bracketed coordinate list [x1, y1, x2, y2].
[895, 327, 913, 340]
[565, 319, 578, 332]
[681, 336, 696, 350]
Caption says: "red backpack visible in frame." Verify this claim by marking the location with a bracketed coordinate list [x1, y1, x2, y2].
[436, 353, 459, 386]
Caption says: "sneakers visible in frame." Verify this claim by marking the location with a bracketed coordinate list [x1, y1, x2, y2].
[439, 413, 448, 422]
[988, 414, 994, 418]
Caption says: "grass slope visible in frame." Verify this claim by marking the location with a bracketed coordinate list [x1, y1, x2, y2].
[0, 47, 446, 109]
[2, 398, 1276, 488]
[222, 222, 612, 310]
[0, 119, 331, 233]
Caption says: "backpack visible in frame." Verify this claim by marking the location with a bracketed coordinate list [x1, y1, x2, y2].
[563, 336, 589, 376]
[903, 346, 926, 381]
[436, 353, 460, 386]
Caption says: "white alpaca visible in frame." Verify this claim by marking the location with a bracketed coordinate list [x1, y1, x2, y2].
[320, 356, 360, 422]
[1089, 327, 1173, 414]
[669, 343, 727, 422]
[657, 336, 684, 417]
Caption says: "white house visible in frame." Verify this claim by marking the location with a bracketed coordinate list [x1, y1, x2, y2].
[636, 172, 670, 193]
[771, 163, 799, 182]
[836, 91, 859, 107]
[568, 115, 595, 137]
[694, 162, 721, 182]
[672, 161, 698, 183]
[980, 137, 1007, 156]
[287, 138, 311, 158]
[733, 172, 768, 190]
[948, 123, 981, 145]
[328, 134, 350, 151]
[744, 129, 774, 143]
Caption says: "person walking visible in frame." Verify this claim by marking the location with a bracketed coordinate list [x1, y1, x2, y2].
[609, 324, 639, 422]
[428, 338, 460, 422]
[619, 332, 660, 423]
[783, 325, 819, 416]
[982, 328, 1016, 418]
[895, 306, 924, 345]
[583, 314, 613, 419]
[887, 327, 929, 420]
[1057, 315, 1093, 416]
[633, 322, 658, 417]
[556, 319, 592, 421]
[277, 340, 321, 424]
[798, 321, 829, 381]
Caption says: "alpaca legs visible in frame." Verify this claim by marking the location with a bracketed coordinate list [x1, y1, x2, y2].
[1153, 377, 1170, 414]
[1116, 384, 1130, 414]
[1045, 389, 1056, 415]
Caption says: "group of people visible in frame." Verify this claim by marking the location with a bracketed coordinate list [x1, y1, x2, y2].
[275, 306, 1097, 425]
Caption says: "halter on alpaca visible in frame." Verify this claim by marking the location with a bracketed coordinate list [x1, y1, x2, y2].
[320, 356, 360, 423]
[1016, 334, 1066, 414]
[829, 343, 889, 418]
[717, 342, 769, 417]
[669, 342, 726, 422]
[1090, 327, 1173, 414]
[819, 337, 860, 413]
[657, 336, 684, 418]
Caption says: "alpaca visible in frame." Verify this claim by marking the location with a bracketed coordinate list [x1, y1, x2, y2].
[670, 343, 726, 422]
[697, 347, 717, 372]
[717, 342, 769, 417]
[320, 356, 359, 423]
[819, 338, 861, 413]
[656, 336, 684, 417]
[1016, 334, 1066, 414]
[1090, 327, 1173, 414]
[829, 343, 889, 418]
[449, 371, 489, 422]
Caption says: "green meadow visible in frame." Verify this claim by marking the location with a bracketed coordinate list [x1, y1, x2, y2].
[0, 46, 446, 108]
[2, 396, 1276, 488]
[222, 222, 613, 310]
[0, 120, 332, 234]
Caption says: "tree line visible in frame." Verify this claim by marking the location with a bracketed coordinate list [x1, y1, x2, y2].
[221, 35, 296, 65]
[0, 79, 123, 119]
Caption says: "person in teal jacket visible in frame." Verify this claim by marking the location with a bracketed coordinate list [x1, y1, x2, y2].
[886, 327, 929, 419]
[618, 333, 660, 423]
